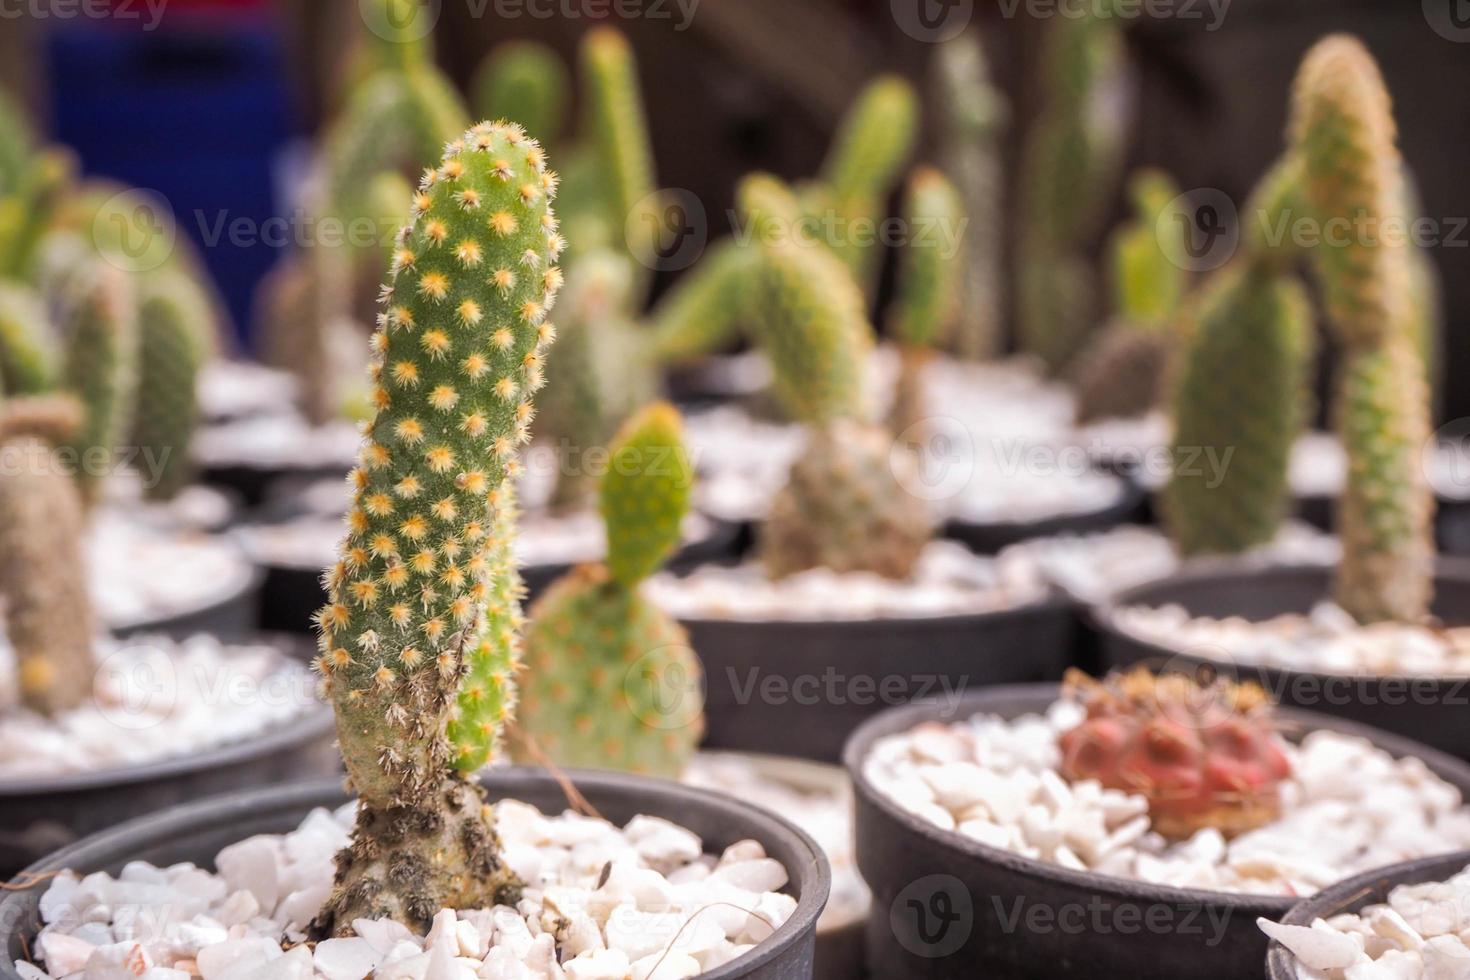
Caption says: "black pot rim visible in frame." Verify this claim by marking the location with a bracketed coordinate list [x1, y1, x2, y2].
[675, 588, 1071, 631]
[843, 682, 1470, 915]
[1093, 557, 1470, 685]
[943, 467, 1144, 538]
[2, 768, 830, 980]
[108, 558, 265, 635]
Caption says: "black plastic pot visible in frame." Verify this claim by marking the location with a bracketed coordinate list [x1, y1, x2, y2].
[687, 596, 1079, 763]
[0, 769, 831, 980]
[200, 461, 350, 509]
[110, 560, 265, 640]
[1265, 849, 1470, 979]
[0, 635, 336, 877]
[251, 517, 742, 634]
[1097, 561, 1470, 761]
[942, 476, 1147, 556]
[665, 351, 769, 405]
[844, 685, 1470, 980]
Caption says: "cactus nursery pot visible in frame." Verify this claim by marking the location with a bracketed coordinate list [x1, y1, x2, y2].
[1263, 850, 1470, 979]
[0, 769, 831, 980]
[1096, 561, 1470, 760]
[941, 474, 1147, 556]
[843, 686, 1470, 980]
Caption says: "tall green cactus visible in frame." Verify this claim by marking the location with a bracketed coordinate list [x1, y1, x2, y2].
[61, 263, 139, 504]
[1017, 9, 1128, 373]
[516, 403, 702, 777]
[0, 397, 93, 718]
[0, 283, 57, 395]
[473, 41, 570, 146]
[130, 267, 213, 500]
[932, 33, 1007, 361]
[739, 174, 932, 580]
[888, 168, 964, 439]
[309, 122, 562, 937]
[1290, 35, 1434, 623]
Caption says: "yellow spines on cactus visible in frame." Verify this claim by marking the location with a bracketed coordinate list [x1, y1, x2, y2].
[738, 173, 871, 426]
[516, 402, 702, 778]
[602, 402, 693, 587]
[130, 266, 213, 501]
[61, 263, 139, 504]
[308, 122, 561, 937]
[1290, 35, 1404, 351]
[473, 42, 570, 146]
[580, 27, 658, 282]
[0, 398, 94, 718]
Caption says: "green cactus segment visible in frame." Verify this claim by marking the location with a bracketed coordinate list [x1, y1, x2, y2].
[1017, 10, 1127, 372]
[1071, 324, 1173, 425]
[1242, 155, 1305, 272]
[516, 562, 702, 778]
[1333, 339, 1435, 623]
[649, 239, 758, 363]
[448, 487, 524, 773]
[889, 168, 965, 351]
[61, 264, 139, 503]
[739, 174, 871, 426]
[0, 435, 96, 718]
[473, 42, 570, 145]
[932, 33, 1007, 361]
[0, 148, 76, 278]
[580, 28, 657, 273]
[822, 75, 919, 206]
[1290, 35, 1403, 351]
[360, 0, 432, 72]
[0, 282, 57, 394]
[0, 88, 34, 196]
[602, 402, 693, 588]
[1109, 169, 1184, 329]
[762, 419, 931, 580]
[307, 124, 560, 938]
[130, 268, 212, 501]
[1163, 263, 1314, 556]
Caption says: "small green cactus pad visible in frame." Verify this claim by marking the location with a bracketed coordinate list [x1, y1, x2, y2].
[61, 263, 139, 504]
[932, 32, 1006, 361]
[448, 488, 524, 773]
[739, 174, 872, 426]
[131, 267, 213, 501]
[516, 562, 703, 778]
[1071, 323, 1174, 425]
[314, 121, 563, 809]
[601, 402, 693, 588]
[821, 75, 919, 208]
[1241, 155, 1304, 272]
[0, 429, 96, 718]
[0, 282, 57, 395]
[473, 42, 570, 146]
[580, 28, 657, 274]
[649, 239, 759, 363]
[1289, 35, 1404, 351]
[359, 0, 433, 71]
[1109, 168, 1184, 329]
[1163, 262, 1314, 556]
[0, 147, 76, 279]
[762, 419, 931, 580]
[889, 167, 965, 351]
[1333, 338, 1435, 623]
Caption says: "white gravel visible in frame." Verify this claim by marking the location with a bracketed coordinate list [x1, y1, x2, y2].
[0, 634, 318, 779]
[20, 799, 799, 980]
[996, 523, 1339, 605]
[88, 514, 257, 631]
[683, 753, 867, 933]
[864, 702, 1470, 897]
[1258, 861, 1470, 979]
[1111, 601, 1470, 677]
[193, 415, 361, 471]
[645, 541, 1050, 622]
[197, 360, 300, 424]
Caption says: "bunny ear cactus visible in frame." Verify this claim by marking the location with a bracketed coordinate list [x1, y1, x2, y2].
[473, 42, 570, 148]
[61, 262, 140, 505]
[130, 266, 213, 501]
[648, 238, 759, 363]
[0, 396, 94, 718]
[1017, 10, 1128, 373]
[932, 32, 1007, 361]
[888, 167, 964, 441]
[739, 174, 932, 580]
[308, 122, 563, 937]
[516, 403, 703, 777]
[1290, 35, 1434, 624]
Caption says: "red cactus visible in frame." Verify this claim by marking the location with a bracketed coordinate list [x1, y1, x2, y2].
[1057, 668, 1292, 840]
